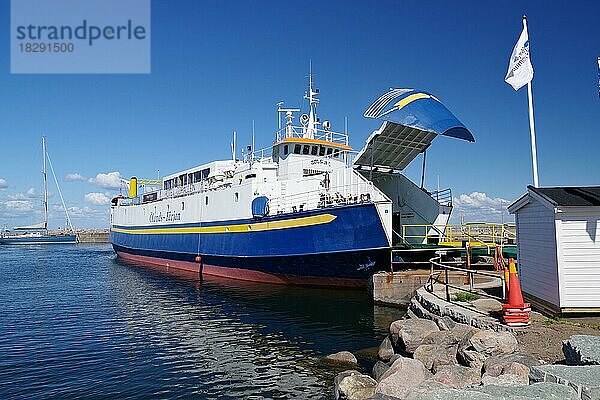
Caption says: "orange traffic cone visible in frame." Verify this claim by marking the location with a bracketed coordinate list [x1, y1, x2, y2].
[503, 266, 510, 296]
[506, 258, 524, 307]
[502, 258, 531, 327]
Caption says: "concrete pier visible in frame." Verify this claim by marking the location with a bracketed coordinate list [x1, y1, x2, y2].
[371, 270, 431, 306]
[371, 270, 486, 307]
[76, 229, 109, 243]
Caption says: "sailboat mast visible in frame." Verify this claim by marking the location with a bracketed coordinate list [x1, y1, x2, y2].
[42, 136, 48, 231]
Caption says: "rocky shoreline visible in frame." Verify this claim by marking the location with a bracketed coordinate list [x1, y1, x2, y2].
[328, 305, 600, 400]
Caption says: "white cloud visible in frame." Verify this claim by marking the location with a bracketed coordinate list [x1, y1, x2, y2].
[88, 171, 124, 189]
[65, 205, 109, 228]
[7, 188, 43, 201]
[68, 206, 97, 215]
[0, 178, 7, 189]
[65, 172, 86, 182]
[84, 192, 110, 205]
[4, 200, 34, 213]
[7, 193, 27, 200]
[451, 192, 514, 223]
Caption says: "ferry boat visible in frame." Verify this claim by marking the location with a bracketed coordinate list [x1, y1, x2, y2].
[110, 75, 474, 286]
[0, 137, 77, 245]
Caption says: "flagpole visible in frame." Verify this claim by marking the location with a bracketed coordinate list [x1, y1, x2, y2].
[526, 81, 539, 187]
[523, 16, 539, 188]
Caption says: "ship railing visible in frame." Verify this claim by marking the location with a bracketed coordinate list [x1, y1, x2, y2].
[117, 182, 205, 206]
[430, 188, 452, 207]
[245, 145, 273, 162]
[401, 224, 450, 244]
[268, 181, 386, 215]
[275, 126, 349, 146]
[401, 223, 517, 248]
[159, 182, 205, 200]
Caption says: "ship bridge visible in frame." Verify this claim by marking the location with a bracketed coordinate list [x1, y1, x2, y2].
[272, 73, 353, 163]
[354, 89, 474, 172]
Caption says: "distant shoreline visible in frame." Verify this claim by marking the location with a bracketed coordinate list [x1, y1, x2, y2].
[48, 229, 110, 243]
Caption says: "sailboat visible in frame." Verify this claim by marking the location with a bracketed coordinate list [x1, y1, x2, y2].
[0, 137, 77, 244]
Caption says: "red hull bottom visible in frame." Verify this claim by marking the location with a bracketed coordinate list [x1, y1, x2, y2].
[115, 251, 367, 287]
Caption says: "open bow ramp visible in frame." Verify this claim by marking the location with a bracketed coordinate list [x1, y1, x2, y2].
[354, 89, 475, 171]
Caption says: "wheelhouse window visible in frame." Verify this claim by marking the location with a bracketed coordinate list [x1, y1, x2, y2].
[319, 146, 326, 156]
[294, 144, 301, 154]
[283, 145, 289, 155]
[311, 146, 318, 156]
[302, 145, 310, 155]
[333, 149, 340, 158]
[326, 147, 333, 155]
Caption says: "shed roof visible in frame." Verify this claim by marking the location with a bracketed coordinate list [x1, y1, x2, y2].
[509, 185, 600, 214]
[531, 186, 600, 207]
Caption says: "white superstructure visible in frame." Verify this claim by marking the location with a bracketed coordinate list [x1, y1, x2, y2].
[112, 75, 393, 242]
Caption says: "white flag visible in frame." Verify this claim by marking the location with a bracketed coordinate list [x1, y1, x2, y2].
[505, 24, 534, 90]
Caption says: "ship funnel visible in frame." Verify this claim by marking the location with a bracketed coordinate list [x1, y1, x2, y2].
[129, 177, 138, 198]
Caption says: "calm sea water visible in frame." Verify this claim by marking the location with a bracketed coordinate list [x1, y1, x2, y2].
[0, 244, 403, 399]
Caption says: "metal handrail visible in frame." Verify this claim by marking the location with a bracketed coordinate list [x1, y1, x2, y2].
[268, 181, 387, 215]
[275, 126, 349, 145]
[402, 223, 516, 247]
[430, 188, 452, 207]
[427, 254, 506, 304]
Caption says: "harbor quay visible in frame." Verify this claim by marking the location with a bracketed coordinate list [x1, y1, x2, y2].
[40, 229, 109, 243]
[328, 235, 600, 400]
[68, 229, 110, 243]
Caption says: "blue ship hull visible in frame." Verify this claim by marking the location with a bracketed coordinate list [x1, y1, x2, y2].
[111, 203, 391, 286]
[0, 234, 78, 245]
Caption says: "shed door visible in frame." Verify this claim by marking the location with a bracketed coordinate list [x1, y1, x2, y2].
[558, 214, 600, 308]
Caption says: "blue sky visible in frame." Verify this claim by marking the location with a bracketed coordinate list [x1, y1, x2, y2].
[0, 0, 598, 228]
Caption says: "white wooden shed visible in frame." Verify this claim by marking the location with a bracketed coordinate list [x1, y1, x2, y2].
[508, 186, 600, 315]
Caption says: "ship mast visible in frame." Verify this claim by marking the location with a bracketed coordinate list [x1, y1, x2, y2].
[42, 136, 48, 231]
[303, 62, 319, 139]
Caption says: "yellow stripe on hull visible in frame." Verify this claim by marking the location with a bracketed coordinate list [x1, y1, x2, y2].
[111, 214, 337, 235]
